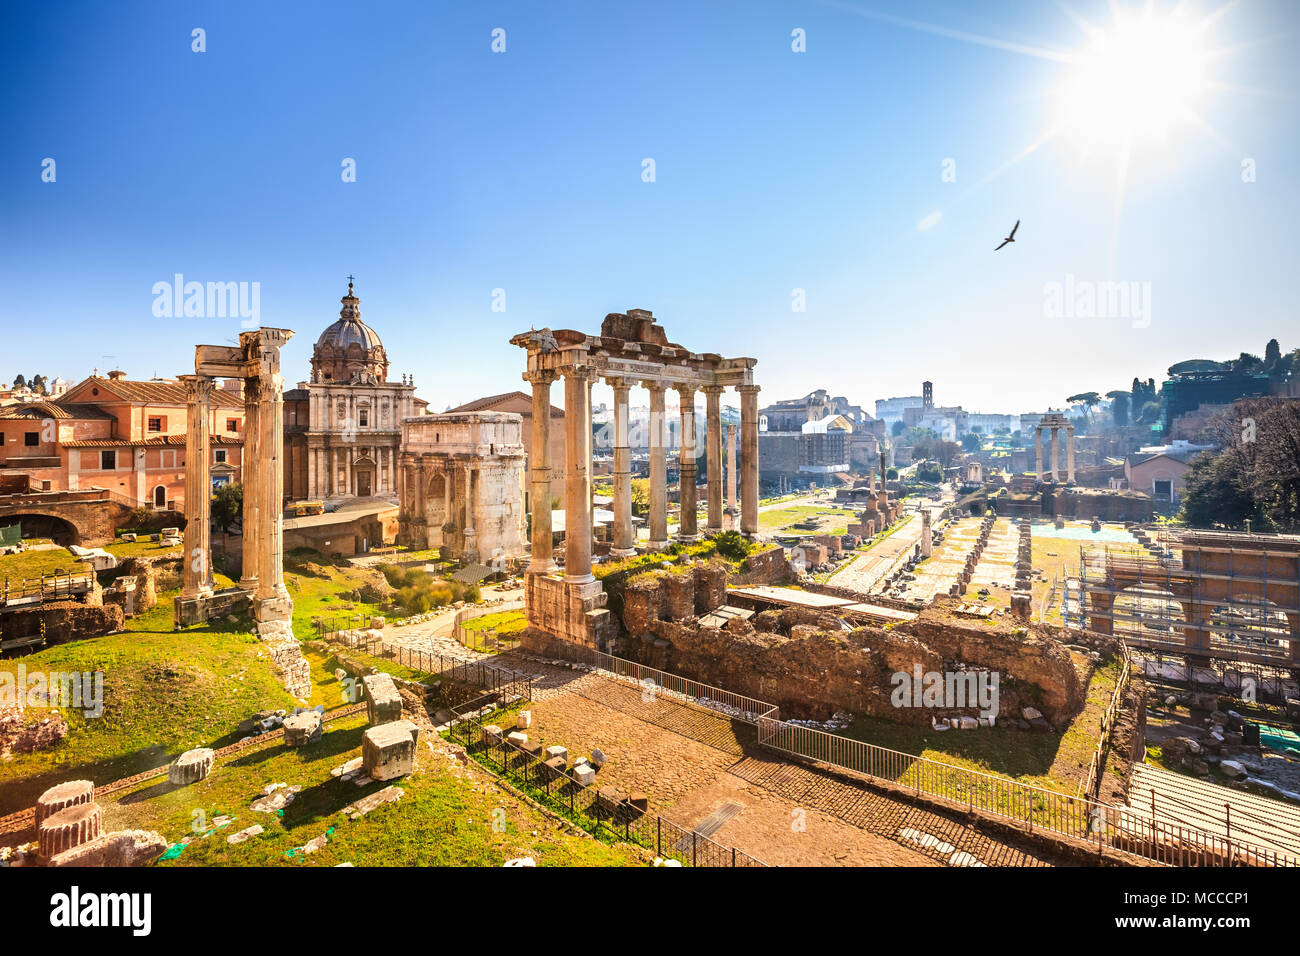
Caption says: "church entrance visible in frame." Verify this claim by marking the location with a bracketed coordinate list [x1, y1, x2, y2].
[356, 470, 371, 497]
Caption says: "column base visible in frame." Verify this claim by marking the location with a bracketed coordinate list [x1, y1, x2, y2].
[563, 571, 596, 585]
[528, 557, 558, 574]
[704, 524, 723, 535]
[647, 539, 669, 552]
[676, 534, 700, 544]
[609, 547, 637, 558]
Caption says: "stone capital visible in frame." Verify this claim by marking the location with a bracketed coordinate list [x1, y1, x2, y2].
[639, 380, 666, 394]
[563, 366, 596, 385]
[524, 369, 558, 386]
[179, 373, 216, 403]
[736, 383, 761, 396]
[674, 384, 696, 401]
[701, 384, 725, 396]
[603, 375, 632, 392]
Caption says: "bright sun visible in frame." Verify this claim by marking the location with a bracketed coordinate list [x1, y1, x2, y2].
[1053, 6, 1211, 159]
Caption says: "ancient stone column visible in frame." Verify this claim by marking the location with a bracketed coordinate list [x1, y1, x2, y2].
[256, 372, 290, 608]
[306, 443, 316, 500]
[725, 423, 738, 528]
[527, 371, 557, 571]
[608, 377, 635, 557]
[921, 508, 932, 558]
[442, 464, 454, 538]
[414, 457, 428, 548]
[563, 367, 594, 583]
[738, 384, 760, 537]
[676, 386, 698, 542]
[703, 385, 723, 533]
[240, 386, 261, 593]
[1066, 427, 1076, 483]
[1050, 426, 1060, 483]
[180, 374, 214, 600]
[644, 381, 668, 550]
[1034, 426, 1043, 479]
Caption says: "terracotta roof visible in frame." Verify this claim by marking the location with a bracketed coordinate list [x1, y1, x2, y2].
[0, 401, 114, 421]
[446, 391, 563, 417]
[68, 376, 245, 408]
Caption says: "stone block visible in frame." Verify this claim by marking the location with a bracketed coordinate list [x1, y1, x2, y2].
[596, 786, 626, 812]
[544, 744, 568, 763]
[283, 711, 323, 747]
[363, 672, 404, 725]
[35, 780, 94, 827]
[363, 720, 419, 781]
[573, 764, 595, 787]
[507, 731, 528, 747]
[516, 710, 533, 729]
[50, 828, 168, 867]
[590, 748, 607, 768]
[627, 792, 649, 815]
[39, 802, 103, 858]
[168, 748, 215, 786]
[481, 724, 504, 745]
[227, 824, 263, 845]
[542, 756, 567, 780]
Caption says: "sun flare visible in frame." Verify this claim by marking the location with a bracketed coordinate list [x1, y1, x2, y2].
[1053, 6, 1212, 160]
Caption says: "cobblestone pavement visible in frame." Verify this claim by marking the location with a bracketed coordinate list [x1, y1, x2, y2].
[517, 673, 1060, 867]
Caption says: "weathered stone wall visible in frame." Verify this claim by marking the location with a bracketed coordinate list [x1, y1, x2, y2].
[2, 601, 125, 645]
[613, 597, 1085, 726]
[730, 546, 795, 585]
[620, 562, 729, 637]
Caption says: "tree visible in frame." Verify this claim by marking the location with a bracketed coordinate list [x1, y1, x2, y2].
[1106, 390, 1130, 427]
[959, 432, 982, 453]
[211, 482, 243, 533]
[1265, 338, 1282, 369]
[12, 374, 25, 388]
[890, 420, 905, 437]
[1067, 391, 1101, 420]
[1136, 401, 1162, 426]
[630, 478, 650, 514]
[934, 440, 962, 467]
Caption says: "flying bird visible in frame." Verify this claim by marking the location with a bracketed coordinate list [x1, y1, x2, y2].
[995, 220, 1020, 251]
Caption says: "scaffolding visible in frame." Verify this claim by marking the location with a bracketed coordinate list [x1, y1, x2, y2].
[1072, 527, 1300, 671]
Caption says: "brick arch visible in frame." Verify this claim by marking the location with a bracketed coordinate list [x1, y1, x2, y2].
[0, 512, 81, 547]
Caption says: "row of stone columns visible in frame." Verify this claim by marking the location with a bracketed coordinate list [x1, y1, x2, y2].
[179, 362, 290, 613]
[1034, 424, 1076, 483]
[526, 369, 759, 580]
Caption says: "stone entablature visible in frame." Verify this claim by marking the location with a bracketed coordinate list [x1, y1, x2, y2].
[511, 309, 759, 648]
[396, 411, 527, 564]
[1034, 413, 1076, 484]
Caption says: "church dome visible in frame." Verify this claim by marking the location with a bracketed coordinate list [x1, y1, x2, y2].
[311, 281, 390, 384]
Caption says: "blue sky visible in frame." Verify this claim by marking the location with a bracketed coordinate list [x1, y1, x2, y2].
[2, 0, 1297, 416]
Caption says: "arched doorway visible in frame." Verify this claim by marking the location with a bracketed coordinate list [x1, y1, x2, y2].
[153, 485, 167, 509]
[0, 513, 81, 547]
[353, 455, 376, 498]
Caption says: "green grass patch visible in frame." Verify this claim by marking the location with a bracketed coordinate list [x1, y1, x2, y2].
[0, 546, 83, 581]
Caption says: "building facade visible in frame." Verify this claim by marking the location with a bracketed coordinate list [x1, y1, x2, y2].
[283, 282, 424, 504]
[0, 371, 244, 509]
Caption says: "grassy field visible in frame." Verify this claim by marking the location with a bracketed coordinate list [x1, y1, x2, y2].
[0, 605, 296, 816]
[461, 609, 527, 635]
[843, 654, 1124, 796]
[0, 546, 83, 580]
[758, 504, 858, 536]
[99, 711, 644, 867]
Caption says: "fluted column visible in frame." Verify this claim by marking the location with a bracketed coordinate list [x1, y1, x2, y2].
[1050, 427, 1060, 483]
[563, 367, 594, 582]
[738, 384, 760, 536]
[240, 388, 261, 592]
[608, 377, 635, 556]
[180, 374, 214, 599]
[306, 443, 316, 499]
[644, 382, 668, 550]
[257, 373, 288, 604]
[1034, 426, 1044, 479]
[1066, 427, 1076, 483]
[676, 386, 698, 542]
[725, 423, 738, 528]
[527, 371, 557, 571]
[703, 386, 723, 533]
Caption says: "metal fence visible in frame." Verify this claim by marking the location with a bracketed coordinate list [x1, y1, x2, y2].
[1078, 642, 1133, 799]
[446, 705, 766, 866]
[452, 600, 527, 653]
[534, 640, 779, 725]
[317, 615, 530, 700]
[1, 570, 95, 606]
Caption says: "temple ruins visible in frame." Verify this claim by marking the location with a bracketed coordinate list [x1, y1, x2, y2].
[1034, 412, 1076, 484]
[511, 309, 758, 647]
[174, 328, 309, 696]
